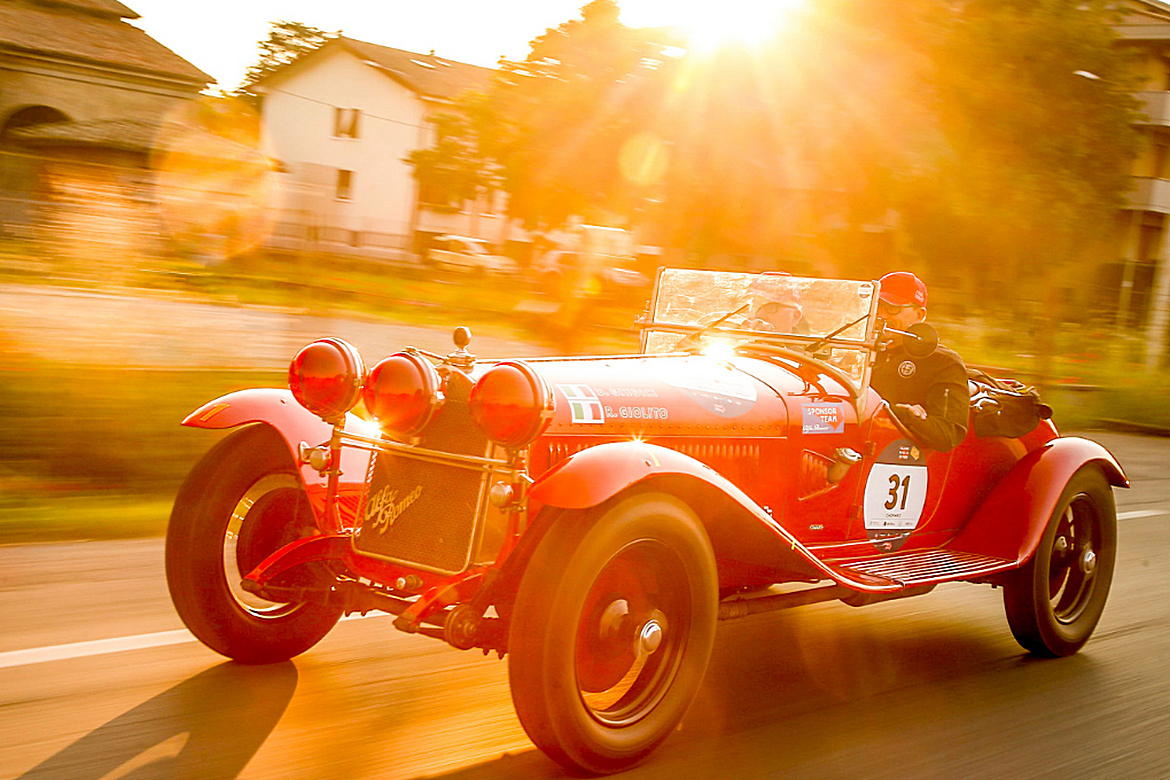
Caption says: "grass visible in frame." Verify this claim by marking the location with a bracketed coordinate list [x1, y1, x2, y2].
[131, 251, 646, 354]
[0, 495, 173, 544]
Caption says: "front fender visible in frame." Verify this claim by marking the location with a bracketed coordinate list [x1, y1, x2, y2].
[952, 436, 1128, 564]
[530, 441, 729, 510]
[184, 388, 376, 525]
[529, 442, 903, 593]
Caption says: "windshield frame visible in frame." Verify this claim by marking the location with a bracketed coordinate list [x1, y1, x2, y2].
[638, 268, 881, 405]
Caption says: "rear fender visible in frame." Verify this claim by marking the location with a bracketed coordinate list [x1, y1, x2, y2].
[184, 388, 376, 526]
[951, 436, 1128, 564]
[528, 442, 902, 593]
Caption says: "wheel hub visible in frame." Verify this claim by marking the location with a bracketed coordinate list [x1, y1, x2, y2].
[639, 619, 664, 654]
[1080, 548, 1098, 575]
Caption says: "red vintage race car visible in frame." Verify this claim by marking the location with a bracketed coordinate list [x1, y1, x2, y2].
[166, 268, 1127, 774]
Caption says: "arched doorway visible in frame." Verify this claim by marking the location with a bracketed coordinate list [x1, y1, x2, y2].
[1, 105, 70, 146]
[0, 105, 71, 240]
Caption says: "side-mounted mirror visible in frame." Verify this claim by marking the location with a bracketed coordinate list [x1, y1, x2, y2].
[904, 322, 938, 358]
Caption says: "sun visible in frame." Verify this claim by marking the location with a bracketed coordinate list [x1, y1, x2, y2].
[625, 0, 809, 53]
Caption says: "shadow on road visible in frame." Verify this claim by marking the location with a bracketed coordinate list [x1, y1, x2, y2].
[428, 599, 1112, 780]
[18, 661, 297, 780]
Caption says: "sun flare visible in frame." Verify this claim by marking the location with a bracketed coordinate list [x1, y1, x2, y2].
[646, 0, 809, 53]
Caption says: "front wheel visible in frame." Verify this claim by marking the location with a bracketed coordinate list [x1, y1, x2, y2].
[1003, 467, 1117, 657]
[166, 425, 342, 664]
[508, 494, 718, 774]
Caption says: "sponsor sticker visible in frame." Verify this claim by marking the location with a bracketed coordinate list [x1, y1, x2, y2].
[898, 360, 916, 378]
[802, 403, 845, 434]
[558, 384, 605, 424]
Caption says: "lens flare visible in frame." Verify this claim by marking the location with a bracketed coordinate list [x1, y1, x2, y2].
[151, 97, 280, 262]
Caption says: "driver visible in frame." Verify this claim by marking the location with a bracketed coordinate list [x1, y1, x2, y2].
[871, 271, 969, 452]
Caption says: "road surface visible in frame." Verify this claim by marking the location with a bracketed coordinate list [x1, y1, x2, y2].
[1, 431, 1168, 780]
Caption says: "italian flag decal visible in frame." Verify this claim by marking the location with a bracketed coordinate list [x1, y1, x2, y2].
[558, 384, 605, 424]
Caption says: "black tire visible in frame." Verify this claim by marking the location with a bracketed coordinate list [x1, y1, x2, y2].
[166, 425, 342, 664]
[1003, 467, 1117, 657]
[508, 493, 718, 774]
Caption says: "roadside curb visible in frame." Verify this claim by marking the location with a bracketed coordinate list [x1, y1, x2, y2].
[1094, 418, 1170, 438]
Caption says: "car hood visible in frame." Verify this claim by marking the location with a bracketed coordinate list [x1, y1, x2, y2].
[513, 353, 816, 437]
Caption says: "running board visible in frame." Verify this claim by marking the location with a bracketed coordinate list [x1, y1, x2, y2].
[830, 548, 1017, 588]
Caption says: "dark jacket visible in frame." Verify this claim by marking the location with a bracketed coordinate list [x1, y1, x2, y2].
[871, 342, 969, 452]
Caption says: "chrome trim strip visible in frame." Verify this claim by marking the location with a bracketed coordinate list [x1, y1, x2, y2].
[338, 429, 530, 480]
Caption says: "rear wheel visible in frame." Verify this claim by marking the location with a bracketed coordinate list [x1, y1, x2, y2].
[508, 494, 718, 774]
[166, 425, 342, 664]
[1003, 468, 1116, 657]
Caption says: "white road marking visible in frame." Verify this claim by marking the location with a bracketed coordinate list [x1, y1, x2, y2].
[0, 611, 390, 670]
[0, 630, 195, 670]
[1118, 509, 1168, 520]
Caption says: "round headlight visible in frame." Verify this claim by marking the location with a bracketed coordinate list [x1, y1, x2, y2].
[362, 352, 444, 436]
[469, 361, 554, 449]
[288, 338, 365, 421]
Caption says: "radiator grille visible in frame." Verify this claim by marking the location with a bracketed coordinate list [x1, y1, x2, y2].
[354, 373, 489, 574]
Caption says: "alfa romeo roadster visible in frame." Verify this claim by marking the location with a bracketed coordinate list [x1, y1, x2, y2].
[166, 268, 1127, 774]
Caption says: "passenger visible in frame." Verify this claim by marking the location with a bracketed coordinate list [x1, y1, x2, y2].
[870, 271, 969, 452]
[745, 272, 807, 334]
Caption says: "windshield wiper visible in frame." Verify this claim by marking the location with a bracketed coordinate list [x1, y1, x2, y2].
[674, 303, 750, 350]
[804, 313, 869, 354]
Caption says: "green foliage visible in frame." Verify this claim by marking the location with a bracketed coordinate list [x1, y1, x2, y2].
[406, 94, 501, 212]
[911, 0, 1141, 303]
[234, 20, 337, 99]
[409, 0, 675, 231]
[419, 0, 1139, 305]
[0, 356, 281, 498]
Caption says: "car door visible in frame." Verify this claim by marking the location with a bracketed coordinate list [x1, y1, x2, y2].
[846, 394, 958, 553]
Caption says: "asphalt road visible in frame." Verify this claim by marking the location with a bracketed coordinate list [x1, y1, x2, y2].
[1, 431, 1168, 780]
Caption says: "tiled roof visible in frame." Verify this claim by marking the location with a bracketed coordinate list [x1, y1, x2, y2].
[340, 38, 492, 99]
[31, 0, 138, 19]
[266, 36, 491, 101]
[0, 1, 209, 83]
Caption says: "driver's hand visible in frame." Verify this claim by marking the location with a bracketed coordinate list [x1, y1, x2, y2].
[895, 403, 927, 420]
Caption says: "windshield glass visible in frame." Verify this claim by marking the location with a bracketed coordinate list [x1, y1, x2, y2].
[640, 269, 878, 386]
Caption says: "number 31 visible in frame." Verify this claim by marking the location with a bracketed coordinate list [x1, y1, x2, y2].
[885, 473, 911, 511]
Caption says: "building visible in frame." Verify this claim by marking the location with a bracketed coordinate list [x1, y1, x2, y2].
[1114, 0, 1170, 367]
[0, 0, 210, 271]
[0, 0, 209, 174]
[256, 36, 515, 261]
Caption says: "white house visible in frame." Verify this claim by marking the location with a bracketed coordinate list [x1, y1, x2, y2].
[257, 36, 513, 260]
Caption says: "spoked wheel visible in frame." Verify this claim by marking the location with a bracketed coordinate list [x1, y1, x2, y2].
[166, 425, 342, 664]
[1004, 468, 1117, 657]
[508, 494, 717, 774]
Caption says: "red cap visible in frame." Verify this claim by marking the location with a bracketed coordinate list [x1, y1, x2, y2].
[878, 271, 927, 308]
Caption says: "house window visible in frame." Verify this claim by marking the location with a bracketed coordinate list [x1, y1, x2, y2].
[336, 169, 353, 200]
[334, 108, 360, 139]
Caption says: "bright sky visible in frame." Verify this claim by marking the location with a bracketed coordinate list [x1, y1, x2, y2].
[129, 0, 806, 89]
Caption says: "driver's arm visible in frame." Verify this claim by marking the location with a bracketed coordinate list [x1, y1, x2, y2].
[891, 366, 970, 452]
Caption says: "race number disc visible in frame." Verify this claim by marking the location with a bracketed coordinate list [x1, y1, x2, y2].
[863, 438, 928, 551]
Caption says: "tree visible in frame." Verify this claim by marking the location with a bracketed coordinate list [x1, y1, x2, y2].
[412, 0, 1140, 328]
[485, 0, 675, 231]
[234, 21, 337, 103]
[406, 92, 501, 213]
